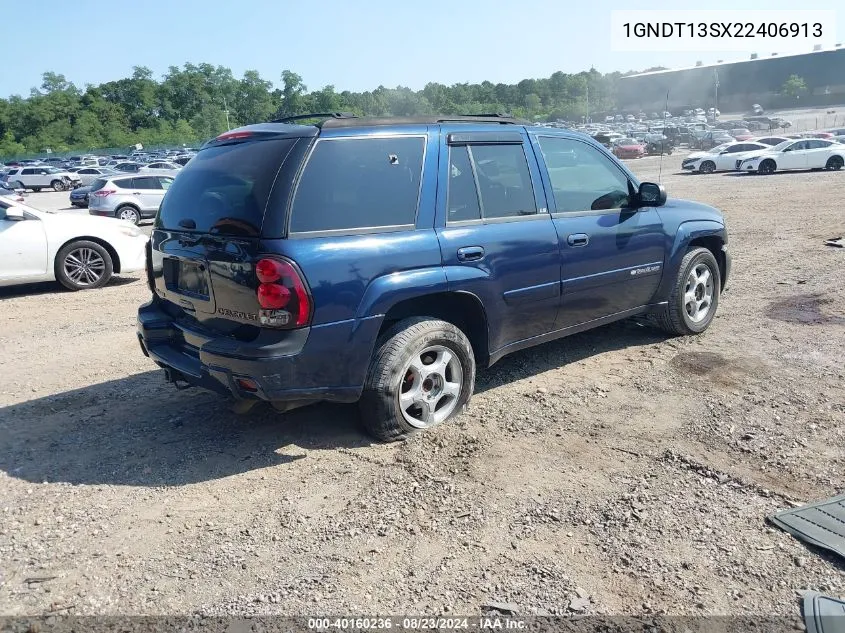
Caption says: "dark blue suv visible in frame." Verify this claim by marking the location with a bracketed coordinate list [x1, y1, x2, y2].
[138, 113, 730, 441]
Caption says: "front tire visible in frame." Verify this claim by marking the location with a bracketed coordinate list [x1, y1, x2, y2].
[55, 240, 114, 291]
[758, 159, 776, 174]
[699, 160, 715, 174]
[51, 179, 66, 191]
[359, 317, 476, 442]
[826, 156, 843, 171]
[654, 247, 721, 336]
[32, 187, 41, 192]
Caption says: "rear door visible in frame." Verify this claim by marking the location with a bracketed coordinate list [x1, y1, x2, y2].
[805, 139, 834, 167]
[531, 133, 665, 330]
[132, 176, 163, 212]
[0, 202, 48, 278]
[435, 128, 561, 353]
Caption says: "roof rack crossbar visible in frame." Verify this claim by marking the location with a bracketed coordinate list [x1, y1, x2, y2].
[271, 112, 359, 124]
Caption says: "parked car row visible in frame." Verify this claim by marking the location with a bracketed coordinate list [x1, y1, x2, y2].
[682, 137, 844, 174]
[2, 148, 195, 174]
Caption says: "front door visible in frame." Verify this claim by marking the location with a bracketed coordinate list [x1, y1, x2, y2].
[435, 129, 561, 354]
[531, 134, 666, 330]
[778, 141, 809, 169]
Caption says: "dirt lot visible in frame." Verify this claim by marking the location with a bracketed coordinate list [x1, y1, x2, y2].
[1, 156, 844, 618]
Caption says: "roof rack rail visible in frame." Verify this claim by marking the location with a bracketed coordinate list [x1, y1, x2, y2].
[271, 112, 359, 124]
[458, 113, 514, 118]
[435, 113, 521, 125]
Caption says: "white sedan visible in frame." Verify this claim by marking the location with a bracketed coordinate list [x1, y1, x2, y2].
[0, 197, 149, 291]
[739, 139, 845, 174]
[681, 141, 770, 173]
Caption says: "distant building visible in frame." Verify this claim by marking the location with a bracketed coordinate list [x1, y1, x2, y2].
[618, 47, 845, 112]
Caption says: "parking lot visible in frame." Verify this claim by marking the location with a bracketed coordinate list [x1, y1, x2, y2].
[1, 153, 844, 617]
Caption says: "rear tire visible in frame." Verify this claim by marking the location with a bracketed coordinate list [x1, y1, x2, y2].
[116, 205, 141, 224]
[826, 155, 843, 171]
[654, 247, 721, 336]
[55, 240, 114, 291]
[359, 317, 476, 442]
[31, 187, 41, 192]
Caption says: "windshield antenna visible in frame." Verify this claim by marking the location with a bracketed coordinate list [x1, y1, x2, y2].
[658, 90, 669, 182]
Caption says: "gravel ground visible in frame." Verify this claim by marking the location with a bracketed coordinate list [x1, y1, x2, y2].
[1, 152, 844, 618]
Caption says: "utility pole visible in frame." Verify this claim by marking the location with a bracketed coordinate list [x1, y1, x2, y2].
[223, 95, 231, 131]
[714, 69, 719, 115]
[585, 83, 590, 124]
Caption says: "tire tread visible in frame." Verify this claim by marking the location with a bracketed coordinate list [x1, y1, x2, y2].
[359, 317, 475, 442]
[654, 247, 720, 336]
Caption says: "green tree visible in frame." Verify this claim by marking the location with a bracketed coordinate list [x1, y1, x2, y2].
[781, 74, 807, 98]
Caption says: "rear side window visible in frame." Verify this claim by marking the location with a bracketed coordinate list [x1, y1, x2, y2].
[289, 136, 425, 234]
[114, 178, 134, 189]
[471, 144, 536, 219]
[445, 143, 536, 223]
[156, 138, 296, 237]
[133, 177, 161, 190]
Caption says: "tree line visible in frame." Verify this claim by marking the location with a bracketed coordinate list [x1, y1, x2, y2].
[0, 64, 636, 156]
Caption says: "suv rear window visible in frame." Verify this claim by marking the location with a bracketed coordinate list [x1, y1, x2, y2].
[289, 136, 425, 234]
[155, 138, 296, 237]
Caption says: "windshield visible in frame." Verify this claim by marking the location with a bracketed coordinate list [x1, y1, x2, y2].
[709, 143, 731, 153]
[770, 140, 793, 151]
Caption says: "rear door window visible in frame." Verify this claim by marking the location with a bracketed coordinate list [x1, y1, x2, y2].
[289, 136, 425, 234]
[133, 177, 161, 190]
[156, 138, 296, 237]
[470, 144, 536, 219]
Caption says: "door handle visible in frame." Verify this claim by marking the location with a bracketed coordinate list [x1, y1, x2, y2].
[132, 192, 141, 195]
[567, 233, 590, 247]
[457, 246, 485, 262]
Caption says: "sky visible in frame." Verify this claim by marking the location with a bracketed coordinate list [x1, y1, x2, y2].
[1, 0, 841, 97]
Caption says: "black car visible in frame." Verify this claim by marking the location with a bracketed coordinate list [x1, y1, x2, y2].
[69, 184, 93, 207]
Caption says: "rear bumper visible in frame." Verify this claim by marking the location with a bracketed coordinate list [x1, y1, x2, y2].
[137, 299, 383, 404]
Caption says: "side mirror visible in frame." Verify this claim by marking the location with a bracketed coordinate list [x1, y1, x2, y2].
[638, 182, 667, 207]
[3, 206, 25, 221]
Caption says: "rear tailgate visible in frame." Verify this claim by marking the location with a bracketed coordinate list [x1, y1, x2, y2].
[148, 135, 308, 337]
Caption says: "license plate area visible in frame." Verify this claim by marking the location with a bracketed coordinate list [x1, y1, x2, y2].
[163, 257, 209, 299]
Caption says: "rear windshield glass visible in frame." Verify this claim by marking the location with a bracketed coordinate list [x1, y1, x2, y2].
[155, 138, 296, 237]
[89, 178, 108, 191]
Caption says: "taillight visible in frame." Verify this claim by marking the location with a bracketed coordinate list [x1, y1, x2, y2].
[216, 130, 253, 142]
[255, 257, 312, 328]
[93, 189, 115, 197]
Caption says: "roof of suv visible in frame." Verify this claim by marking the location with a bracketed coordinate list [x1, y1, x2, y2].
[202, 113, 566, 150]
